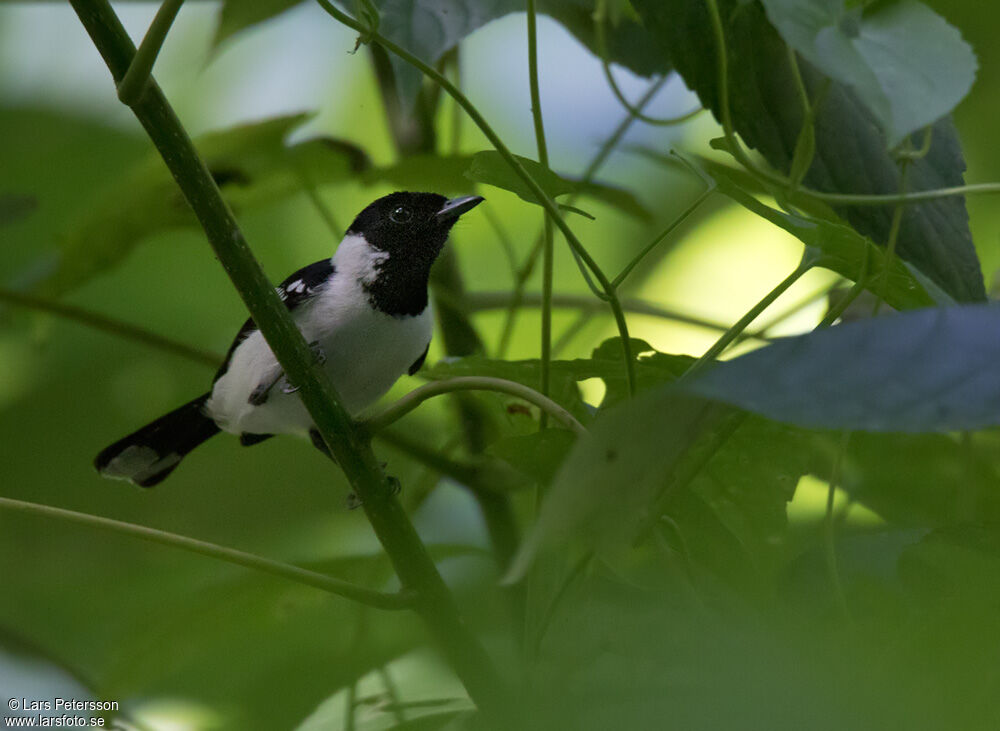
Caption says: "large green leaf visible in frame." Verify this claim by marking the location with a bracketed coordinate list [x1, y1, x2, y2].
[42, 115, 369, 296]
[641, 150, 945, 310]
[424, 338, 693, 422]
[539, 0, 671, 78]
[375, 0, 521, 107]
[213, 0, 303, 48]
[505, 391, 733, 582]
[821, 432, 1000, 527]
[760, 0, 977, 149]
[663, 415, 812, 592]
[684, 304, 1000, 432]
[632, 0, 986, 302]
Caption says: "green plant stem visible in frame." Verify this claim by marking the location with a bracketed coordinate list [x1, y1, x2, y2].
[874, 159, 912, 315]
[377, 429, 523, 496]
[314, 0, 635, 398]
[527, 0, 554, 427]
[824, 432, 853, 621]
[819, 252, 870, 328]
[115, 0, 184, 105]
[365, 377, 587, 437]
[71, 0, 508, 715]
[0, 287, 221, 367]
[464, 291, 771, 342]
[611, 185, 714, 288]
[704, 0, 1000, 208]
[683, 260, 813, 378]
[495, 79, 665, 357]
[594, 0, 701, 126]
[367, 41, 517, 574]
[0, 497, 412, 610]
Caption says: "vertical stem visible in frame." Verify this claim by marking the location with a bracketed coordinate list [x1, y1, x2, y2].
[824, 431, 853, 621]
[368, 39, 519, 570]
[873, 159, 912, 315]
[527, 0, 553, 427]
[683, 262, 812, 378]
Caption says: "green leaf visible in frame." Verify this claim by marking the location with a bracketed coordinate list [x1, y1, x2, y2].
[505, 393, 730, 582]
[663, 416, 812, 591]
[539, 0, 671, 78]
[366, 153, 649, 220]
[464, 151, 576, 205]
[642, 150, 943, 310]
[684, 303, 1000, 432]
[213, 0, 303, 48]
[43, 115, 370, 295]
[0, 194, 37, 227]
[702, 159, 945, 310]
[632, 0, 986, 302]
[425, 339, 693, 421]
[374, 0, 522, 107]
[823, 432, 1000, 527]
[760, 0, 978, 149]
[487, 429, 576, 486]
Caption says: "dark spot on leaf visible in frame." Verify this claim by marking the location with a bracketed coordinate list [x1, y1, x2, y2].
[507, 404, 532, 417]
[0, 193, 38, 226]
[317, 137, 372, 173]
[210, 166, 251, 188]
[839, 9, 862, 38]
[606, 448, 618, 462]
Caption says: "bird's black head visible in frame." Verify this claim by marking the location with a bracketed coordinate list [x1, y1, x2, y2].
[347, 191, 484, 261]
[346, 191, 484, 317]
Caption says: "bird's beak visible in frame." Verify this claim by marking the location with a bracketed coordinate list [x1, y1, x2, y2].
[435, 195, 484, 223]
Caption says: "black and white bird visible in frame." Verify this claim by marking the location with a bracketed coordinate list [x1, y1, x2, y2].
[95, 191, 484, 487]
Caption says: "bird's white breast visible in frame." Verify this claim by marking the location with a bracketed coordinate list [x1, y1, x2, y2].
[205, 235, 433, 437]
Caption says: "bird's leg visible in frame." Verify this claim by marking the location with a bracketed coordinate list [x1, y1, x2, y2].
[248, 363, 285, 406]
[280, 341, 327, 395]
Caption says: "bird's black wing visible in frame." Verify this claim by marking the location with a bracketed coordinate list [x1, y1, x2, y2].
[213, 259, 335, 383]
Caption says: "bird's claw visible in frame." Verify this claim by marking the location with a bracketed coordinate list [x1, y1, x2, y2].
[280, 341, 327, 394]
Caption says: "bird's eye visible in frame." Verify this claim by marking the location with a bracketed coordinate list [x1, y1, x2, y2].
[389, 205, 413, 224]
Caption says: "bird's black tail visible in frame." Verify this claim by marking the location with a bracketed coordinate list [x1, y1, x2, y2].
[95, 394, 220, 487]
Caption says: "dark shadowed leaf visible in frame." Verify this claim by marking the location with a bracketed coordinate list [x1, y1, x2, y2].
[505, 393, 728, 582]
[487, 429, 576, 486]
[43, 115, 369, 295]
[375, 0, 522, 107]
[539, 0, 671, 78]
[632, 0, 986, 302]
[818, 432, 1000, 527]
[0, 194, 37, 227]
[684, 304, 1000, 432]
[663, 416, 813, 592]
[760, 0, 977, 148]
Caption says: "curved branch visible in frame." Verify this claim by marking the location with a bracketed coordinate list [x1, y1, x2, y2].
[365, 377, 588, 438]
[0, 496, 413, 610]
